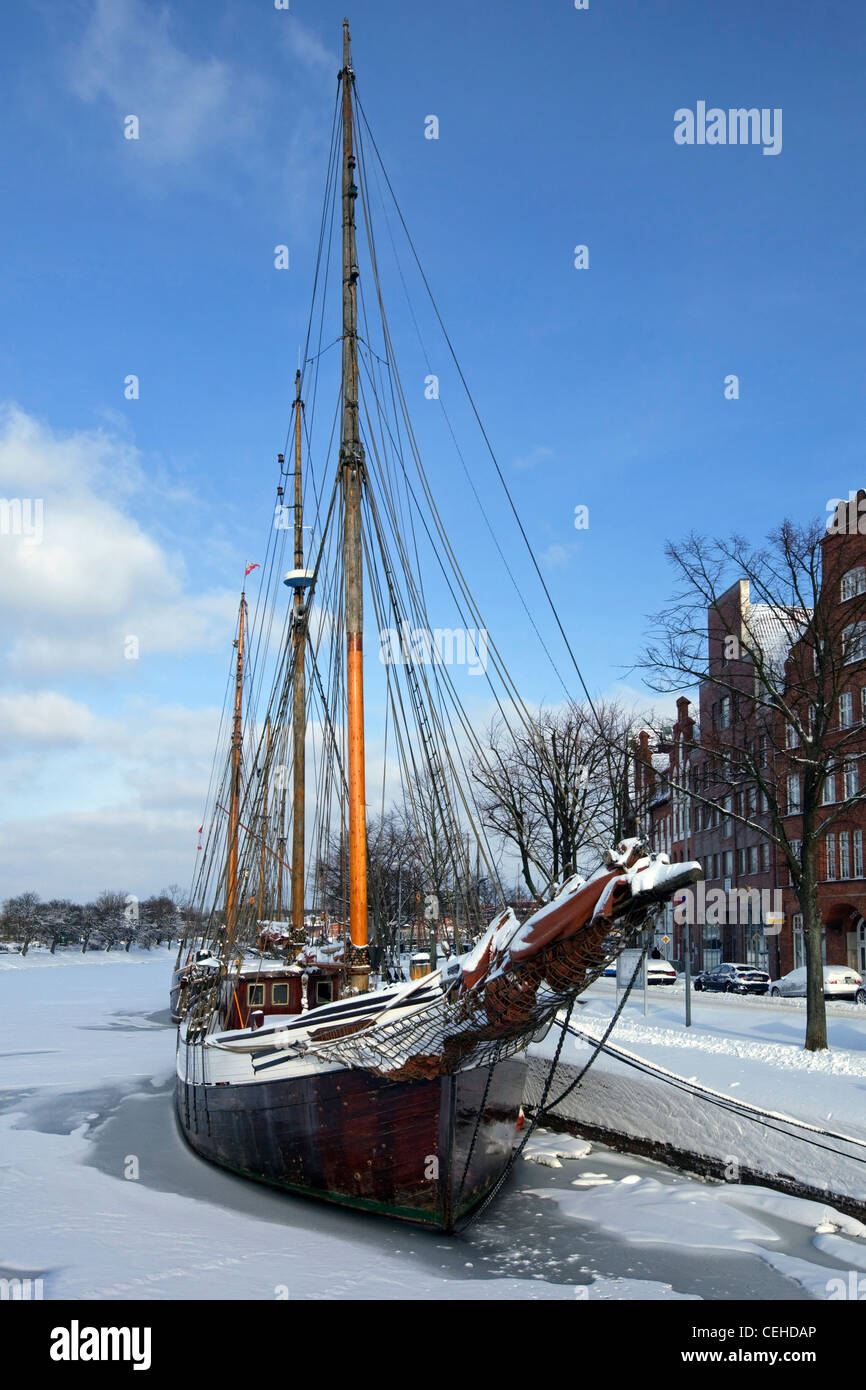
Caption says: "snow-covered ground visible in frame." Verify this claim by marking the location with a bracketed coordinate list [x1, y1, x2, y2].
[2, 949, 866, 1300]
[530, 979, 866, 1206]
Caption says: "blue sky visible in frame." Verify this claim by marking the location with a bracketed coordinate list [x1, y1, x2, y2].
[1, 0, 863, 898]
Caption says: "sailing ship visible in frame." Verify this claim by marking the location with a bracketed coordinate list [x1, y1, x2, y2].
[173, 20, 701, 1231]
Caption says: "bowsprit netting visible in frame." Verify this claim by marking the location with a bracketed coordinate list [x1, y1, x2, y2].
[313, 842, 699, 1079]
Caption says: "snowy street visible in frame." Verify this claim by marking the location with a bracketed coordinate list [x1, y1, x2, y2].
[3, 951, 866, 1301]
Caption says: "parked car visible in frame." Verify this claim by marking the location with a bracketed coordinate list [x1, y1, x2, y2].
[768, 965, 864, 1002]
[601, 957, 677, 984]
[693, 962, 770, 995]
[647, 957, 677, 985]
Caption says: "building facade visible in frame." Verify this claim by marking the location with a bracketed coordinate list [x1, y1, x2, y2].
[634, 503, 866, 978]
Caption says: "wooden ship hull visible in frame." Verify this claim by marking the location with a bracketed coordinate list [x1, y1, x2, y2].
[175, 1048, 526, 1230]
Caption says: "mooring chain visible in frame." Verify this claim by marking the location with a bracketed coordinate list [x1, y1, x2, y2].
[460, 941, 649, 1230]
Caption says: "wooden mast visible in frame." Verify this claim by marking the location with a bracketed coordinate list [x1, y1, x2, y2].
[291, 369, 308, 948]
[225, 592, 246, 958]
[257, 715, 271, 922]
[340, 18, 369, 992]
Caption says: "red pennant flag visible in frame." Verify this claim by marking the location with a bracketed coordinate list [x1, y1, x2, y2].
[244, 562, 260, 577]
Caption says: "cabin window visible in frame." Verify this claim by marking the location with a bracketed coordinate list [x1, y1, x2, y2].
[247, 984, 265, 1006]
[272, 983, 289, 1006]
[315, 980, 334, 1004]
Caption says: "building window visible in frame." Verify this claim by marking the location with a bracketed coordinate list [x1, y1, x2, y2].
[737, 848, 746, 875]
[247, 984, 265, 1006]
[746, 929, 769, 972]
[840, 691, 854, 727]
[703, 923, 722, 971]
[723, 850, 733, 879]
[785, 722, 799, 749]
[786, 775, 801, 814]
[841, 567, 866, 602]
[840, 831, 851, 879]
[272, 982, 289, 1006]
[723, 795, 733, 836]
[793, 920, 827, 969]
[759, 734, 768, 766]
[822, 767, 836, 804]
[761, 843, 770, 871]
[855, 829, 863, 878]
[843, 622, 866, 664]
[749, 845, 759, 873]
[844, 760, 859, 799]
[826, 834, 836, 880]
[719, 696, 731, 730]
[861, 687, 866, 722]
[788, 839, 801, 886]
[808, 703, 817, 736]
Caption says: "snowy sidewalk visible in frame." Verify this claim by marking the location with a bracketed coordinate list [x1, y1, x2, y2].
[528, 982, 866, 1210]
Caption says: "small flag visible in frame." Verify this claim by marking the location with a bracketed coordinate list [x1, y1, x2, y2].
[197, 825, 203, 851]
[245, 561, 260, 577]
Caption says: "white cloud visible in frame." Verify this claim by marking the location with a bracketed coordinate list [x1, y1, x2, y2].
[0, 694, 224, 898]
[513, 445, 554, 472]
[0, 405, 238, 674]
[0, 691, 108, 747]
[540, 542, 573, 571]
[0, 806, 201, 902]
[67, 0, 266, 167]
[285, 21, 337, 78]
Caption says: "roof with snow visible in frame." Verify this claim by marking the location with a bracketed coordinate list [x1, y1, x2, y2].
[743, 603, 811, 678]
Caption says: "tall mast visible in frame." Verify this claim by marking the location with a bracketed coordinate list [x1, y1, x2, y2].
[257, 715, 271, 922]
[340, 19, 369, 992]
[291, 369, 308, 948]
[225, 593, 246, 958]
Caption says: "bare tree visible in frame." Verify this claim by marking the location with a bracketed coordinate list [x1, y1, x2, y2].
[1, 892, 41, 953]
[639, 512, 866, 1051]
[471, 699, 639, 899]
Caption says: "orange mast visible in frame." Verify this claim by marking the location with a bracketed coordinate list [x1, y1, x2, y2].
[340, 19, 369, 992]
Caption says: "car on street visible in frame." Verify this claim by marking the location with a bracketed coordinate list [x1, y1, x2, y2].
[693, 962, 770, 995]
[768, 965, 864, 1002]
[647, 957, 678, 985]
[602, 957, 678, 984]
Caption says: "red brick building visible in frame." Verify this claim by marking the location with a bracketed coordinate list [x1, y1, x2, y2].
[634, 502, 866, 979]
